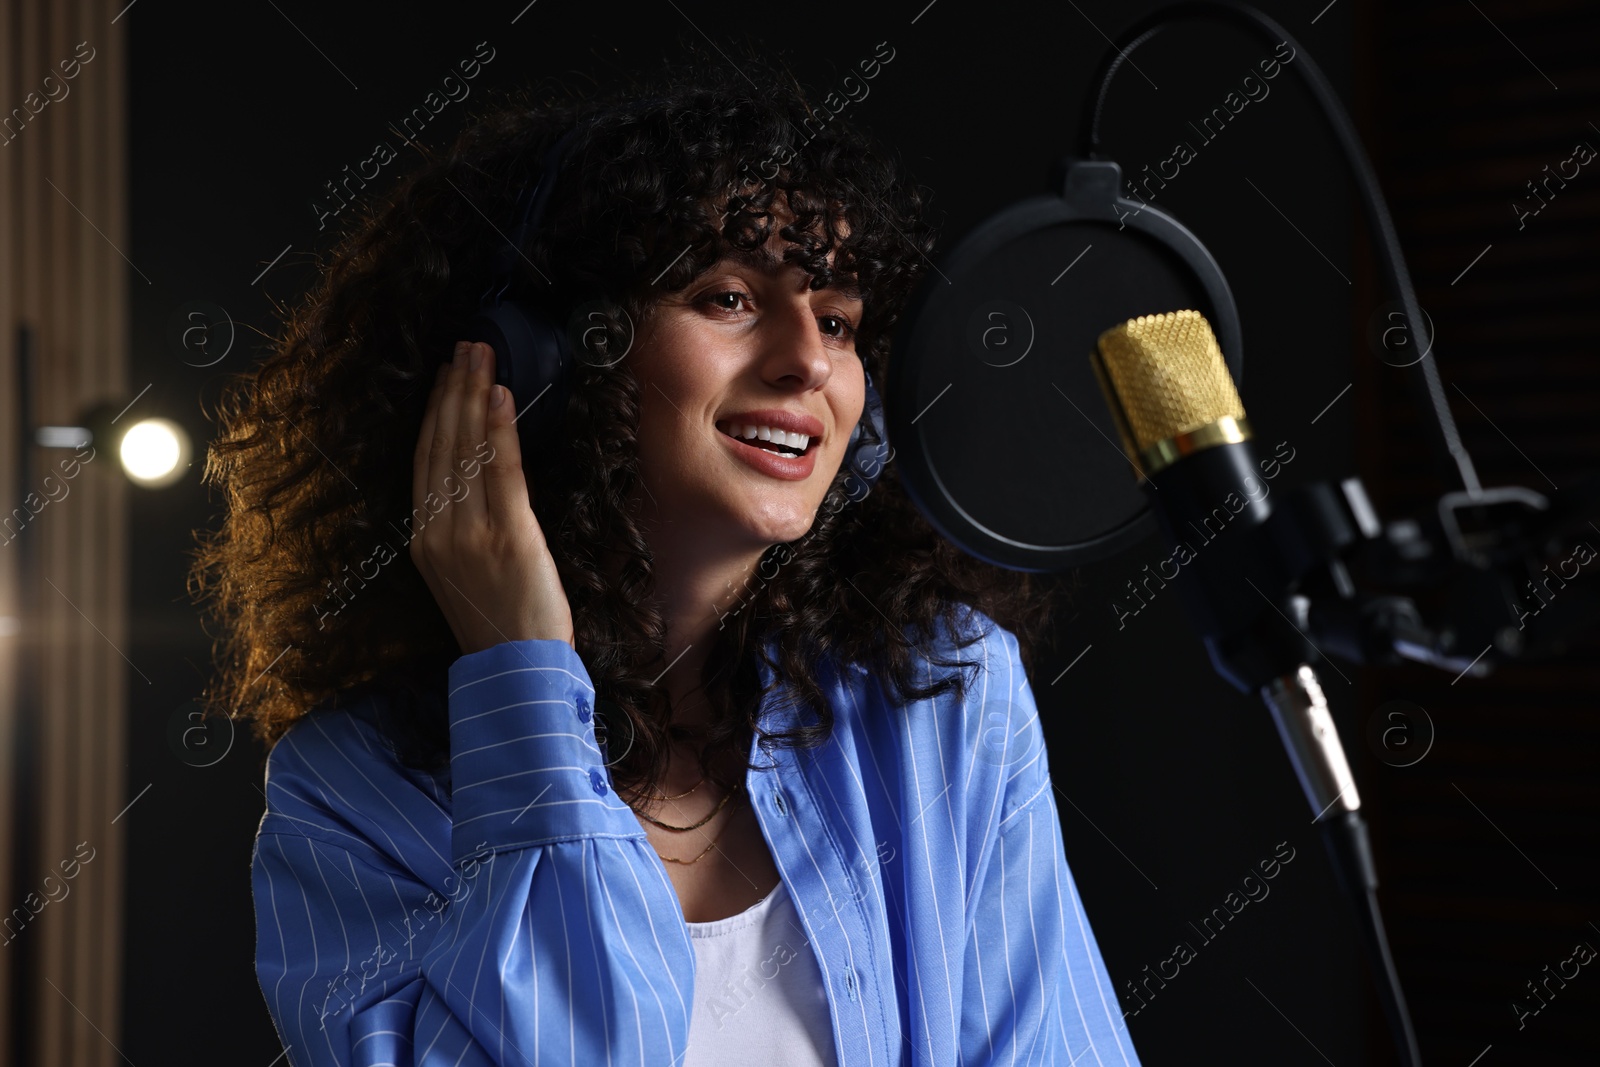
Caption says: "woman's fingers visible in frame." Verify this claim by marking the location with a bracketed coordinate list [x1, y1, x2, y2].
[427, 343, 470, 544]
[411, 358, 452, 563]
[451, 342, 492, 528]
[480, 352, 537, 534]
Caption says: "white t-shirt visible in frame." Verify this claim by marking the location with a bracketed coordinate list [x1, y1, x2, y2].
[683, 878, 838, 1066]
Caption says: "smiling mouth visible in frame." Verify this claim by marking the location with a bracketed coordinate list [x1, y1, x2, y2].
[715, 421, 817, 458]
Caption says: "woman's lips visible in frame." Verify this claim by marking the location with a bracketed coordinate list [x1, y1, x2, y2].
[717, 426, 818, 480]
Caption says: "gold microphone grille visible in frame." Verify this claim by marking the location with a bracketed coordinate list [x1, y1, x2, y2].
[1094, 310, 1246, 451]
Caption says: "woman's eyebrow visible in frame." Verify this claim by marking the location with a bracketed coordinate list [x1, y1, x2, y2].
[724, 245, 863, 302]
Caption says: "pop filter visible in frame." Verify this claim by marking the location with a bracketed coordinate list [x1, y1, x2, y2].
[886, 158, 1243, 571]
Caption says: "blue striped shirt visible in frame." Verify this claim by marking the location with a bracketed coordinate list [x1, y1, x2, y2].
[252, 606, 1142, 1066]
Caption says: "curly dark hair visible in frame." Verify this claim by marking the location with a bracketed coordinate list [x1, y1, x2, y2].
[188, 40, 1073, 801]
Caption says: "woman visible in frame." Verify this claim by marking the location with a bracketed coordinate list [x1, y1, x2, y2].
[191, 45, 1141, 1067]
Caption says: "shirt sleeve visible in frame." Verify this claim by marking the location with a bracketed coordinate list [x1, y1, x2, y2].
[957, 624, 1142, 1067]
[252, 637, 696, 1067]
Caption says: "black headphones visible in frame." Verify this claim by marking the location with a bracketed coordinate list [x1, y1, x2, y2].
[464, 117, 891, 498]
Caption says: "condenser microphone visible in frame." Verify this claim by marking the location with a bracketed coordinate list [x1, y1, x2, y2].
[1091, 311, 1294, 683]
[1091, 307, 1432, 1067]
[1090, 309, 1360, 825]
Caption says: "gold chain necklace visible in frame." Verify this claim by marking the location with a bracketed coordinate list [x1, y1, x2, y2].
[627, 781, 739, 832]
[624, 775, 707, 803]
[621, 781, 743, 865]
[657, 803, 737, 865]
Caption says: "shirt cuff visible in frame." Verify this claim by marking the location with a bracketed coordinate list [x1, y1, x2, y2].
[445, 638, 641, 867]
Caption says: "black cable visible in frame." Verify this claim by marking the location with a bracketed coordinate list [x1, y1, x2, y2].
[1080, 0, 1481, 500]
[1320, 811, 1425, 1067]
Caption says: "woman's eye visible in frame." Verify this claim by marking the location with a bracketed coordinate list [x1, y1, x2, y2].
[819, 314, 857, 339]
[702, 290, 857, 343]
[706, 290, 749, 312]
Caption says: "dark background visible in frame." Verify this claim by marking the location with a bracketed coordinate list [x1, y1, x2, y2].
[114, 0, 1597, 1064]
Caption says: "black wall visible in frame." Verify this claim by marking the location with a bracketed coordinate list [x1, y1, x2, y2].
[1355, 3, 1600, 1065]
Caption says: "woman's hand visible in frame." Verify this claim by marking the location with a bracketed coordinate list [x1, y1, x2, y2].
[411, 340, 575, 657]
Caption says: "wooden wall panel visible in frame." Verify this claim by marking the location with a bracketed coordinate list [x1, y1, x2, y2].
[0, 0, 17, 1051]
[1, 1, 128, 1063]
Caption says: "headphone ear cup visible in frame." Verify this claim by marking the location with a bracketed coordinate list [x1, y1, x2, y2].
[467, 300, 573, 465]
[844, 371, 890, 495]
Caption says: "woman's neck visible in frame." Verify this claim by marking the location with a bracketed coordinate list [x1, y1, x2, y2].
[633, 532, 766, 725]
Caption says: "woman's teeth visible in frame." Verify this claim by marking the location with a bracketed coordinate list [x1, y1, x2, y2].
[720, 422, 810, 456]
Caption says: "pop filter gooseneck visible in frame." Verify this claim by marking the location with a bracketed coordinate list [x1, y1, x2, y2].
[1083, 0, 1479, 499]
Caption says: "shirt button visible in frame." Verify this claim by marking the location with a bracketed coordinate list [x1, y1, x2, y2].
[575, 693, 592, 723]
[588, 767, 608, 795]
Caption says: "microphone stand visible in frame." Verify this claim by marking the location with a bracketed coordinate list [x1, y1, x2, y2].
[1077, 5, 1600, 1064]
[1163, 468, 1428, 1067]
[1259, 667, 1420, 1067]
[1226, 471, 1600, 1067]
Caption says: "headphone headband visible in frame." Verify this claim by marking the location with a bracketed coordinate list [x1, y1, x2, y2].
[484, 125, 585, 303]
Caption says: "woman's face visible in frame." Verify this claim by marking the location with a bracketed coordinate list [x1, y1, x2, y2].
[627, 216, 866, 552]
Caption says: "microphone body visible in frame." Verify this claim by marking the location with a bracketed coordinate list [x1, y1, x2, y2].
[1140, 438, 1305, 691]
[1091, 309, 1361, 822]
[1093, 310, 1317, 691]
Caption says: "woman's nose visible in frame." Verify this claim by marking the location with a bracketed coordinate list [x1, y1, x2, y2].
[762, 302, 833, 389]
